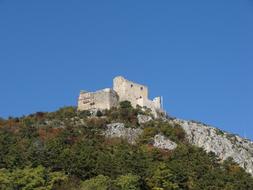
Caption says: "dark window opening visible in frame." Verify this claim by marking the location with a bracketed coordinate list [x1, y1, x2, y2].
[131, 84, 133, 88]
[140, 87, 143, 90]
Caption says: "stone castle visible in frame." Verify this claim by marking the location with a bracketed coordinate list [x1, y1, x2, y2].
[78, 76, 164, 117]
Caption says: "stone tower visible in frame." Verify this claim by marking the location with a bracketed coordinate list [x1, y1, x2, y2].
[113, 76, 162, 111]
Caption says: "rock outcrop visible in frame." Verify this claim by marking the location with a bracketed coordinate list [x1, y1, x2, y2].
[137, 114, 152, 124]
[153, 134, 177, 150]
[105, 123, 178, 151]
[105, 123, 142, 144]
[171, 119, 253, 175]
[105, 118, 253, 176]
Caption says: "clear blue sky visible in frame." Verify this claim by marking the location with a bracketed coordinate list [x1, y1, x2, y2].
[0, 1, 252, 139]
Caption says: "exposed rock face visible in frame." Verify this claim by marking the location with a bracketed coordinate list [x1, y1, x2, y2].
[153, 134, 177, 150]
[105, 123, 142, 144]
[105, 123, 178, 151]
[171, 119, 253, 176]
[137, 114, 152, 124]
[105, 119, 253, 176]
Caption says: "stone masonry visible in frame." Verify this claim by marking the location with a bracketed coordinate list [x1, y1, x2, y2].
[78, 76, 164, 117]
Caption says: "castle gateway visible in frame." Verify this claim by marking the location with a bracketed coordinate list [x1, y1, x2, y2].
[78, 76, 164, 117]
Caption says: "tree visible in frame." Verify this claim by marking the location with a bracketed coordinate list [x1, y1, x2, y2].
[115, 174, 141, 190]
[0, 166, 67, 190]
[147, 163, 179, 190]
[120, 101, 132, 109]
[0, 168, 12, 190]
[81, 175, 111, 190]
[96, 110, 103, 117]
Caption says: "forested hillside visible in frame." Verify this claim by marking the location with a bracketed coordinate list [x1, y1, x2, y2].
[0, 102, 252, 190]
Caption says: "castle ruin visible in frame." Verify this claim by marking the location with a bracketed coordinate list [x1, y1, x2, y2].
[78, 76, 164, 117]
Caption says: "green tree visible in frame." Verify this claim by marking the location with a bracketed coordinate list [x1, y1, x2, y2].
[0, 168, 12, 190]
[0, 166, 67, 190]
[120, 101, 132, 109]
[115, 174, 141, 190]
[96, 110, 103, 117]
[147, 163, 179, 190]
[80, 175, 111, 190]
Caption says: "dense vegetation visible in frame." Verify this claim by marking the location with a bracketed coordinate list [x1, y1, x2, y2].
[0, 102, 252, 190]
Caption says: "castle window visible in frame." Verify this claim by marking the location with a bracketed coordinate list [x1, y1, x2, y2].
[131, 84, 133, 88]
[140, 96, 142, 99]
[140, 87, 143, 90]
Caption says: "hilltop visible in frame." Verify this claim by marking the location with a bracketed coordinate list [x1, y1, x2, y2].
[0, 102, 252, 190]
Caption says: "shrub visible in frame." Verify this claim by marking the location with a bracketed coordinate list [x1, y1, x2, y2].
[55, 107, 77, 119]
[96, 110, 103, 117]
[81, 175, 111, 190]
[105, 102, 139, 126]
[115, 174, 141, 190]
[78, 110, 91, 117]
[120, 101, 133, 109]
[0, 166, 67, 190]
[139, 127, 159, 144]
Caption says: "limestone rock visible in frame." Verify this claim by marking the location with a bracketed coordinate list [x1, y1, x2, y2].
[171, 119, 253, 176]
[153, 134, 177, 150]
[105, 118, 253, 176]
[137, 114, 152, 124]
[105, 123, 143, 144]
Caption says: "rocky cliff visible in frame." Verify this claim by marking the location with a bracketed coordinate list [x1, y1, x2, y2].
[170, 119, 253, 175]
[105, 115, 253, 176]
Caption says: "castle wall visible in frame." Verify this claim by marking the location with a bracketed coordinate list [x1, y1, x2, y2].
[142, 98, 163, 117]
[78, 88, 118, 111]
[78, 76, 163, 118]
[153, 97, 162, 110]
[113, 76, 148, 108]
[113, 76, 162, 111]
